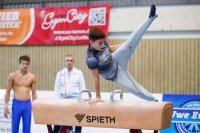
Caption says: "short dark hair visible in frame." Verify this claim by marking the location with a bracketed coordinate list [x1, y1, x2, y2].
[19, 55, 30, 63]
[88, 28, 106, 42]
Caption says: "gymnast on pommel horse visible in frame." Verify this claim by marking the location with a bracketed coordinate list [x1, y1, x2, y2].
[86, 4, 158, 105]
[85, 4, 158, 133]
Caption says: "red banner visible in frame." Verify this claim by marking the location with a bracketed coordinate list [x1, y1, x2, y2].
[0, 5, 110, 45]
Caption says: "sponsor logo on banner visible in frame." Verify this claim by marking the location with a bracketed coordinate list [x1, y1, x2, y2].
[0, 11, 21, 42]
[161, 94, 200, 133]
[0, 5, 110, 45]
[41, 9, 88, 30]
[0, 9, 34, 45]
[173, 101, 200, 133]
[0, 11, 21, 28]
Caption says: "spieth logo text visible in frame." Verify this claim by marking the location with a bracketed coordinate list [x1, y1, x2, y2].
[74, 113, 115, 124]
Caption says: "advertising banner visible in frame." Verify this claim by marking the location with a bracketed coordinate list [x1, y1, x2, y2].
[161, 94, 200, 133]
[0, 9, 34, 45]
[0, 5, 110, 45]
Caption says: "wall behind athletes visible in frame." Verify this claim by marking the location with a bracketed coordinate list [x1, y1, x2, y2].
[0, 38, 199, 94]
[0, 5, 199, 94]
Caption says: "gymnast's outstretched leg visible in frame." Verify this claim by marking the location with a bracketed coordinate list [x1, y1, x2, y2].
[111, 5, 157, 101]
[112, 5, 157, 67]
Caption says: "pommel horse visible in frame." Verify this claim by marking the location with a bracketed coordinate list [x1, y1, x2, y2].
[32, 90, 173, 133]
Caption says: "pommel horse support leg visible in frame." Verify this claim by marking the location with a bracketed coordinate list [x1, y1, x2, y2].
[32, 90, 173, 133]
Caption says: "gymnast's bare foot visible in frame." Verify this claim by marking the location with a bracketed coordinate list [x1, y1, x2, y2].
[149, 4, 156, 18]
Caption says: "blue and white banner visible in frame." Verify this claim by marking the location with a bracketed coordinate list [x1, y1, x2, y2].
[161, 94, 200, 133]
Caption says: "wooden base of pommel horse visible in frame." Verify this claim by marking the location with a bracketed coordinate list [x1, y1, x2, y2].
[32, 90, 173, 133]
[46, 125, 157, 133]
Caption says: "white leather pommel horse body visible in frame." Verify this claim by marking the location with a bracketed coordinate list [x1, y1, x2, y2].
[32, 90, 173, 133]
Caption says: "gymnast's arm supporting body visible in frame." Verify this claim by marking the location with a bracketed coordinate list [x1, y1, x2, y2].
[87, 40, 122, 106]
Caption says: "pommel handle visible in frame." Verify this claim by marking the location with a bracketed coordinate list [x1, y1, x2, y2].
[77, 89, 92, 103]
[110, 90, 123, 104]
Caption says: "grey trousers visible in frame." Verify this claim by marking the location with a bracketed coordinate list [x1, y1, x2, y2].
[111, 15, 158, 101]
